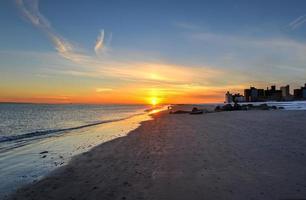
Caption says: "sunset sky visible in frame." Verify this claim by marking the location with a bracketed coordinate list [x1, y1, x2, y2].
[1, 0, 306, 104]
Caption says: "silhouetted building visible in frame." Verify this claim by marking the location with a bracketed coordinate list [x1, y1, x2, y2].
[294, 89, 302, 99]
[244, 89, 251, 102]
[233, 93, 245, 102]
[280, 85, 293, 101]
[227, 83, 306, 102]
[265, 85, 282, 101]
[225, 92, 245, 103]
[244, 87, 259, 102]
[225, 91, 233, 103]
[257, 89, 265, 101]
[294, 83, 306, 100]
[280, 85, 290, 97]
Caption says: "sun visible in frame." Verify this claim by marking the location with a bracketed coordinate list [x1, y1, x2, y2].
[150, 97, 158, 106]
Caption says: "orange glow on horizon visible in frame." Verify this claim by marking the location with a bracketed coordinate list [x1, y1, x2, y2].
[0, 61, 248, 104]
[0, 84, 247, 104]
[0, 93, 226, 104]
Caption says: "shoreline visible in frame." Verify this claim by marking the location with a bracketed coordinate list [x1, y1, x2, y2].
[6, 109, 306, 200]
[0, 110, 155, 199]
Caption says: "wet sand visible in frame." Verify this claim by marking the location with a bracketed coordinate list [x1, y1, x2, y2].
[8, 110, 306, 200]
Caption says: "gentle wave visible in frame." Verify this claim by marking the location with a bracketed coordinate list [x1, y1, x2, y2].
[0, 113, 144, 143]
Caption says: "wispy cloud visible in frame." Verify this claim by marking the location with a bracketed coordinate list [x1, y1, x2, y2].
[95, 30, 112, 56]
[42, 61, 227, 86]
[288, 15, 306, 30]
[95, 88, 113, 93]
[94, 30, 105, 55]
[15, 0, 106, 62]
[16, 0, 75, 61]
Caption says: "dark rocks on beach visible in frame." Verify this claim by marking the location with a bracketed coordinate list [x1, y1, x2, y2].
[169, 110, 191, 114]
[224, 104, 234, 111]
[271, 105, 277, 110]
[39, 151, 48, 154]
[214, 106, 222, 112]
[215, 104, 233, 112]
[190, 107, 204, 114]
[169, 107, 204, 114]
[215, 103, 279, 112]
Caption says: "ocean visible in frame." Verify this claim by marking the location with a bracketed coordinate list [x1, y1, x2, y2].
[0, 103, 156, 199]
[0, 104, 150, 145]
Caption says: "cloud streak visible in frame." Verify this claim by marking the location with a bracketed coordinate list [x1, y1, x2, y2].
[94, 30, 105, 55]
[94, 30, 112, 56]
[96, 88, 113, 92]
[16, 0, 76, 60]
[289, 15, 306, 30]
[16, 0, 106, 62]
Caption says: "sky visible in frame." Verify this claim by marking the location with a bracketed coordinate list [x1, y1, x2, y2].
[1, 0, 306, 104]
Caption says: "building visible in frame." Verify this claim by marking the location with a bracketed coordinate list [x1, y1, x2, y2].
[225, 91, 233, 103]
[294, 89, 302, 99]
[280, 85, 290, 98]
[265, 85, 282, 101]
[294, 83, 306, 100]
[257, 89, 265, 101]
[280, 85, 293, 100]
[244, 89, 251, 102]
[227, 83, 306, 103]
[244, 87, 259, 102]
[233, 93, 245, 102]
[225, 92, 245, 103]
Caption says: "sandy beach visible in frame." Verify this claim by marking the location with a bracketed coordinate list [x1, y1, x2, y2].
[8, 109, 306, 200]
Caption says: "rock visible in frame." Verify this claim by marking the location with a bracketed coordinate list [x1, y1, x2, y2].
[170, 110, 190, 114]
[214, 106, 222, 112]
[222, 104, 233, 111]
[271, 105, 277, 110]
[39, 151, 48, 154]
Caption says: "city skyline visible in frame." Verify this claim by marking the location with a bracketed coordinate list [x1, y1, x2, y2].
[225, 83, 306, 103]
[1, 0, 306, 104]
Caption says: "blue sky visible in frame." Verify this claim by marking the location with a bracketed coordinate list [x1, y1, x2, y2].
[1, 0, 306, 103]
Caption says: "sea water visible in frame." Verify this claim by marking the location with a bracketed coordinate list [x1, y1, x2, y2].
[0, 103, 156, 199]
